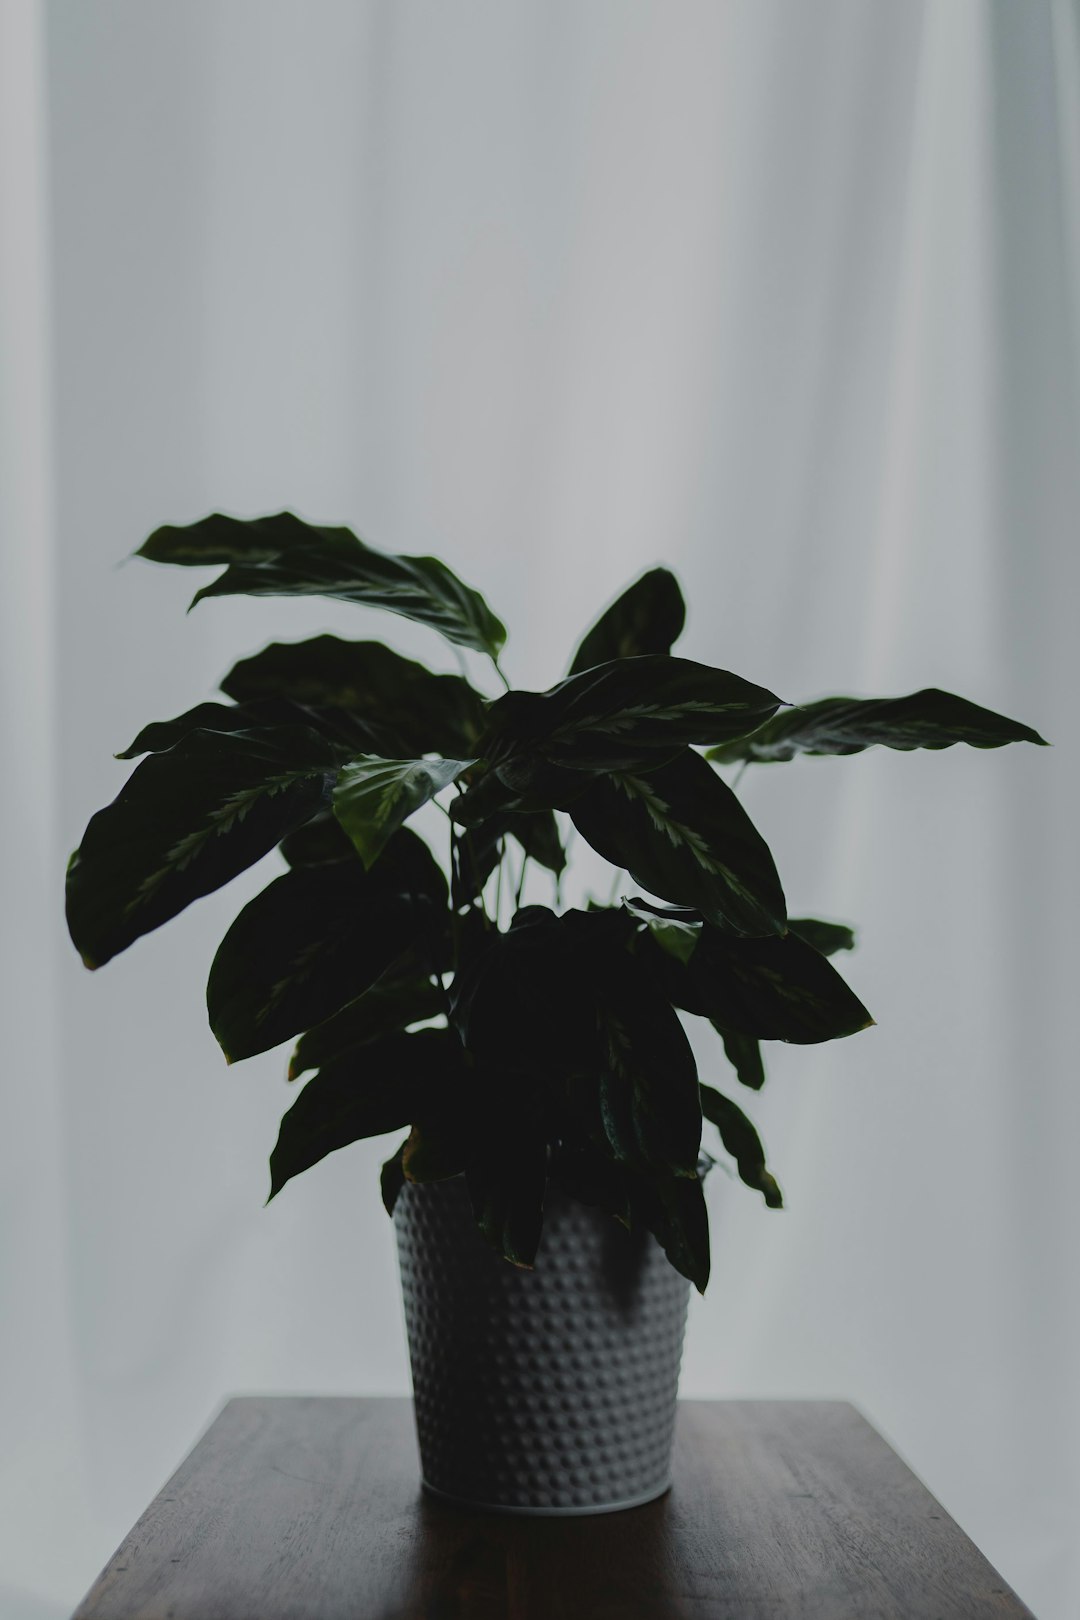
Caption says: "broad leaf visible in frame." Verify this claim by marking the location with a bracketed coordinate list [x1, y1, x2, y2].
[279, 811, 360, 866]
[648, 923, 873, 1044]
[381, 1141, 407, 1215]
[716, 1027, 766, 1090]
[700, 1085, 783, 1207]
[506, 809, 566, 876]
[66, 726, 341, 969]
[117, 697, 377, 760]
[596, 957, 702, 1177]
[568, 568, 686, 675]
[118, 701, 274, 758]
[451, 819, 504, 908]
[549, 1140, 632, 1228]
[707, 687, 1047, 765]
[452, 756, 591, 824]
[289, 958, 445, 1079]
[789, 917, 856, 956]
[332, 755, 472, 867]
[630, 1170, 711, 1294]
[450, 907, 598, 1076]
[402, 1113, 471, 1183]
[467, 1124, 548, 1269]
[570, 748, 787, 936]
[268, 1028, 462, 1199]
[221, 636, 487, 758]
[483, 656, 783, 771]
[138, 510, 507, 658]
[207, 829, 447, 1062]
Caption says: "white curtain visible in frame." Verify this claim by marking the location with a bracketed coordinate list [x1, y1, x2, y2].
[2, 3, 1077, 1615]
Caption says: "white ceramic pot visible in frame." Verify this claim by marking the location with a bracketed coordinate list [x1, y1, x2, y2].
[394, 1176, 691, 1515]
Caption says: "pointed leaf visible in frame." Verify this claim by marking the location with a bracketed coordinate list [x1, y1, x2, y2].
[700, 1085, 783, 1207]
[483, 656, 783, 771]
[467, 1126, 548, 1269]
[207, 829, 447, 1061]
[648, 923, 873, 1044]
[568, 568, 686, 675]
[221, 635, 487, 757]
[715, 1027, 766, 1091]
[630, 1170, 711, 1293]
[570, 748, 787, 936]
[789, 917, 856, 956]
[596, 957, 702, 1176]
[332, 755, 472, 868]
[289, 958, 446, 1079]
[402, 1114, 470, 1183]
[549, 1140, 632, 1228]
[707, 688, 1047, 765]
[279, 811, 360, 867]
[381, 1141, 407, 1215]
[138, 511, 507, 657]
[268, 1028, 462, 1199]
[66, 726, 341, 969]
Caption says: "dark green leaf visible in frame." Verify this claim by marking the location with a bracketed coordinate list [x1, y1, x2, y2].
[707, 688, 1048, 765]
[649, 923, 873, 1044]
[449, 756, 596, 827]
[467, 1126, 548, 1269]
[207, 829, 447, 1061]
[451, 819, 503, 907]
[138, 510, 507, 658]
[289, 959, 446, 1079]
[570, 748, 787, 936]
[596, 956, 702, 1177]
[549, 1140, 632, 1228]
[700, 1085, 783, 1208]
[268, 1028, 463, 1199]
[716, 1027, 766, 1090]
[630, 1170, 711, 1293]
[505, 809, 566, 876]
[221, 636, 487, 757]
[381, 1141, 407, 1215]
[66, 726, 341, 969]
[118, 701, 266, 758]
[568, 568, 686, 675]
[402, 1113, 470, 1183]
[332, 755, 472, 867]
[483, 656, 783, 771]
[450, 907, 597, 1077]
[789, 917, 856, 956]
[279, 811, 360, 866]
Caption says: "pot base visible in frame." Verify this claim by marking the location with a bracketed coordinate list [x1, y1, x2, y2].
[421, 1476, 672, 1517]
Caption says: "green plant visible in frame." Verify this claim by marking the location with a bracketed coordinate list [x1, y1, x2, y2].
[65, 512, 1046, 1291]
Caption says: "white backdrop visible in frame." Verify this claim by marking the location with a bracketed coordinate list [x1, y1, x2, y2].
[2, 2, 1078, 1616]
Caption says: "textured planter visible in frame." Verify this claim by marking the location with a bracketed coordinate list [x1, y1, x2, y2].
[394, 1176, 691, 1515]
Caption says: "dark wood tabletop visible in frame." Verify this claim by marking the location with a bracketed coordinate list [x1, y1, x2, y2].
[71, 1396, 1032, 1619]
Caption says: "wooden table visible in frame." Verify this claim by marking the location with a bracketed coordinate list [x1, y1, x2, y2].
[72, 1397, 1032, 1619]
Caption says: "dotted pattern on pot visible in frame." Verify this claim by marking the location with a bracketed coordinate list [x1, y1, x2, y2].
[394, 1177, 691, 1513]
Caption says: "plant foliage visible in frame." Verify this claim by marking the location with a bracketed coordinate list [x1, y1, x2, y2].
[66, 518, 1048, 1290]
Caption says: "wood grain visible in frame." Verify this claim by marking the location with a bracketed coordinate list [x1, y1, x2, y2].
[71, 1398, 1032, 1619]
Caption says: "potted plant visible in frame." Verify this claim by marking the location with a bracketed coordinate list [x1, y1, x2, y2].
[66, 511, 1046, 1515]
